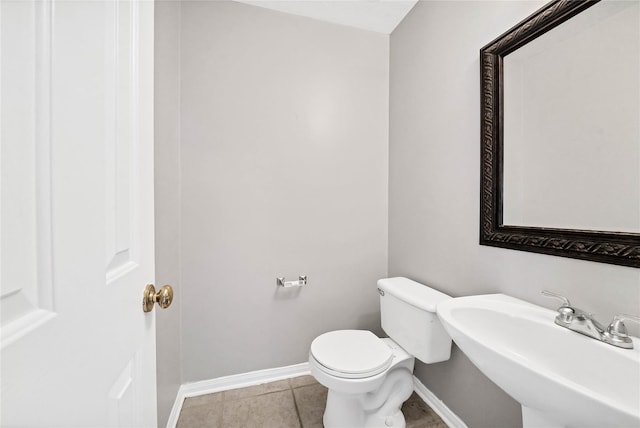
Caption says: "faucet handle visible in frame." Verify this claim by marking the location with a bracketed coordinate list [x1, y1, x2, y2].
[607, 314, 640, 338]
[541, 290, 571, 306]
[604, 314, 640, 349]
[542, 291, 575, 324]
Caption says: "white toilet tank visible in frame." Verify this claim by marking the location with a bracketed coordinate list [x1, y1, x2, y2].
[378, 277, 452, 364]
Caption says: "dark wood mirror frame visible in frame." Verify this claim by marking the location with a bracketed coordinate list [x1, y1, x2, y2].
[480, 0, 640, 268]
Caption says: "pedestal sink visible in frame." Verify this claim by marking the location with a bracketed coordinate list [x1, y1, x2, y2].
[436, 294, 640, 428]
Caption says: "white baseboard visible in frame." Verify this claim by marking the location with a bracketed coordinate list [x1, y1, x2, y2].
[166, 363, 467, 428]
[413, 376, 468, 428]
[166, 362, 311, 428]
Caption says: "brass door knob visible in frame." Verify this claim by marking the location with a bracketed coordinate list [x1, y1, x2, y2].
[142, 284, 174, 312]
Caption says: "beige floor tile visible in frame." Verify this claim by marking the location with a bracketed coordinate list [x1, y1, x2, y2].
[424, 422, 449, 428]
[262, 379, 292, 394]
[223, 384, 266, 402]
[222, 389, 301, 428]
[406, 421, 449, 428]
[176, 378, 448, 428]
[292, 382, 327, 428]
[176, 402, 223, 428]
[181, 391, 223, 410]
[289, 375, 318, 389]
[403, 393, 447, 428]
[223, 380, 290, 402]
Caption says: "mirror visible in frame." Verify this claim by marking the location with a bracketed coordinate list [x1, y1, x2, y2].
[480, 0, 640, 267]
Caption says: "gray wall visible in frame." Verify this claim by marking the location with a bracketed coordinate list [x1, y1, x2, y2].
[179, 1, 389, 382]
[389, 2, 640, 428]
[154, 1, 182, 426]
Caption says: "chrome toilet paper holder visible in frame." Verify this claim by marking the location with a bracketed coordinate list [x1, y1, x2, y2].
[277, 275, 307, 288]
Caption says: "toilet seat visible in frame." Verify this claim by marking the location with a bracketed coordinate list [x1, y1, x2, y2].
[310, 330, 393, 379]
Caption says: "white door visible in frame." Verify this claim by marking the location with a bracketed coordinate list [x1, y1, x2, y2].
[1, 0, 157, 426]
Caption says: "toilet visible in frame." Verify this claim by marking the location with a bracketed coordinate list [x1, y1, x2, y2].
[308, 277, 452, 428]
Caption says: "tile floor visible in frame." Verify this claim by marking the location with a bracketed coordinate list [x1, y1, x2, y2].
[176, 375, 448, 428]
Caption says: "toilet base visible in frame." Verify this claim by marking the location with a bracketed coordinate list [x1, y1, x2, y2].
[322, 367, 414, 428]
[324, 389, 368, 428]
[364, 410, 406, 428]
[324, 397, 407, 428]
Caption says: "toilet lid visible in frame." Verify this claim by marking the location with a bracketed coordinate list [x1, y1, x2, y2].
[310, 330, 393, 379]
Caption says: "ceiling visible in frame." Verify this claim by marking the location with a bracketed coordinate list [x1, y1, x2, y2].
[234, 0, 418, 34]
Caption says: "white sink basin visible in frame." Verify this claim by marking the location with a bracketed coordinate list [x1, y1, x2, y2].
[437, 294, 640, 428]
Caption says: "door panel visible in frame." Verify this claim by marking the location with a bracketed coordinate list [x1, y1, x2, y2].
[0, 0, 55, 346]
[1, 1, 156, 426]
[105, 0, 138, 282]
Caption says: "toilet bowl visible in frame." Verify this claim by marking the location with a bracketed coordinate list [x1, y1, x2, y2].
[310, 332, 415, 427]
[308, 277, 452, 428]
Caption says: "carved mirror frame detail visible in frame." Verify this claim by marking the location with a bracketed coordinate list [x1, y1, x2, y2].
[480, 0, 640, 268]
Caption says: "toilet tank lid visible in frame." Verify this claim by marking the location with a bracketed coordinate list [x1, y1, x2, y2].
[377, 277, 450, 312]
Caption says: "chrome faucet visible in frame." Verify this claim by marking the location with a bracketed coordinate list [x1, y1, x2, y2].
[541, 290, 640, 350]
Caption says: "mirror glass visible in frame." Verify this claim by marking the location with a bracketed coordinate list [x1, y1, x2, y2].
[502, 0, 639, 233]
